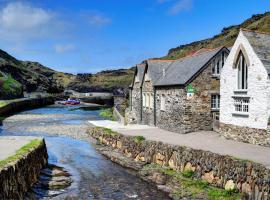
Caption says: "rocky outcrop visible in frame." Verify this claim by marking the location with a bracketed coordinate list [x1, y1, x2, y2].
[88, 127, 270, 200]
[0, 139, 48, 200]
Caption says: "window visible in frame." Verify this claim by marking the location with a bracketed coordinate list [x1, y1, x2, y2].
[233, 97, 249, 113]
[147, 93, 150, 108]
[143, 93, 146, 107]
[150, 94, 154, 109]
[160, 94, 165, 111]
[212, 52, 227, 76]
[211, 94, 220, 110]
[236, 51, 248, 90]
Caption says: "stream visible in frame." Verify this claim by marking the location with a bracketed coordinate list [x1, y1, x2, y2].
[0, 104, 170, 200]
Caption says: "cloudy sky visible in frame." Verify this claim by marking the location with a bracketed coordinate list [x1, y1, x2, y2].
[0, 0, 269, 74]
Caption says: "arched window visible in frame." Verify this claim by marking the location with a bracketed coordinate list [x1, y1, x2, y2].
[236, 51, 248, 90]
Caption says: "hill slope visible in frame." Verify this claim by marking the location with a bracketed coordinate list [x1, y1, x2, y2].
[162, 12, 270, 60]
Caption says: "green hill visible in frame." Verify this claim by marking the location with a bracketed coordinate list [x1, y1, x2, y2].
[162, 12, 270, 60]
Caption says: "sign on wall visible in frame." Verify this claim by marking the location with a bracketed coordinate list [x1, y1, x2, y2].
[187, 84, 195, 100]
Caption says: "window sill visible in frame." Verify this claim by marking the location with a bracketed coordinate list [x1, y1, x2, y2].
[211, 108, 220, 112]
[234, 90, 248, 95]
[212, 75, 220, 79]
[232, 112, 249, 117]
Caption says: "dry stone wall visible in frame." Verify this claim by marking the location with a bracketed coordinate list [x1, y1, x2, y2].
[89, 127, 270, 200]
[0, 139, 48, 199]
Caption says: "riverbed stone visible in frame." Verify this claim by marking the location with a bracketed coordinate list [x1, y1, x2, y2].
[225, 180, 236, 191]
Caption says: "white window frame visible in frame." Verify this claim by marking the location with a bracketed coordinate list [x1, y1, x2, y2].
[211, 94, 220, 110]
[143, 93, 146, 107]
[233, 97, 249, 113]
[237, 52, 248, 90]
[160, 94, 165, 111]
[150, 94, 154, 109]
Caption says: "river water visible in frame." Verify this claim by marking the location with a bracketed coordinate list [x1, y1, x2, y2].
[0, 105, 170, 200]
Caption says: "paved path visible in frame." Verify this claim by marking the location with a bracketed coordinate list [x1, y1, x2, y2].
[89, 120, 270, 168]
[0, 136, 41, 161]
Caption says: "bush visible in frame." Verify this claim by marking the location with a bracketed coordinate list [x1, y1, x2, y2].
[99, 108, 116, 121]
[133, 135, 145, 143]
[0, 74, 22, 99]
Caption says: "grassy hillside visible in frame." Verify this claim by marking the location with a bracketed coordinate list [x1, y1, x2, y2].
[163, 12, 270, 60]
[0, 72, 23, 99]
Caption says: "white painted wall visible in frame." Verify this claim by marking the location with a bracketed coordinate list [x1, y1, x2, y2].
[220, 31, 270, 130]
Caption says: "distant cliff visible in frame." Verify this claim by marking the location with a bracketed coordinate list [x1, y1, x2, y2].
[0, 49, 134, 98]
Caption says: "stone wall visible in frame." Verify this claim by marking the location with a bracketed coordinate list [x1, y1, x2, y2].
[156, 86, 187, 133]
[0, 97, 54, 118]
[0, 139, 48, 199]
[155, 60, 220, 133]
[89, 127, 270, 199]
[126, 83, 141, 124]
[219, 122, 270, 147]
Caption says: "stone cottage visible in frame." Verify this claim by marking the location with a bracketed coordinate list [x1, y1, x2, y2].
[127, 46, 230, 134]
[219, 29, 270, 147]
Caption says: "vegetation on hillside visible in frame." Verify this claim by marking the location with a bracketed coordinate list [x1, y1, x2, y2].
[162, 12, 270, 60]
[0, 73, 22, 99]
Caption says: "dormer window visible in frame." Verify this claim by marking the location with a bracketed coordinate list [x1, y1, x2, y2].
[212, 52, 227, 76]
[236, 51, 248, 90]
[135, 75, 139, 83]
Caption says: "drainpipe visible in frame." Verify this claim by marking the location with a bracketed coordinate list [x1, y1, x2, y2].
[140, 87, 143, 123]
[154, 87, 156, 126]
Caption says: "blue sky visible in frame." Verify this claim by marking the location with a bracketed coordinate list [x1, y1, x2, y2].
[0, 0, 269, 74]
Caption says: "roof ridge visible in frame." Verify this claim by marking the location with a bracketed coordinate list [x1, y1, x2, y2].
[241, 28, 270, 36]
[175, 46, 225, 61]
[147, 59, 175, 63]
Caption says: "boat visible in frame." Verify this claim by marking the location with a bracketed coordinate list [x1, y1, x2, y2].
[65, 98, 80, 105]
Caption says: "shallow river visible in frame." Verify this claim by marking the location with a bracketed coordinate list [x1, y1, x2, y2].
[0, 105, 170, 200]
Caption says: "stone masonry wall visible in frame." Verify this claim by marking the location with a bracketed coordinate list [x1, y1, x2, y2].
[0, 139, 48, 199]
[126, 83, 141, 124]
[219, 122, 270, 147]
[155, 60, 220, 134]
[156, 86, 187, 133]
[184, 61, 220, 133]
[89, 127, 270, 200]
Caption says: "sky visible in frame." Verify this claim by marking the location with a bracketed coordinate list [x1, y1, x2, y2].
[0, 0, 269, 74]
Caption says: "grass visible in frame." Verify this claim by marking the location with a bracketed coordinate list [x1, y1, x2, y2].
[142, 164, 242, 200]
[0, 101, 8, 108]
[133, 136, 145, 143]
[0, 74, 22, 99]
[97, 127, 120, 137]
[0, 139, 43, 169]
[99, 108, 116, 121]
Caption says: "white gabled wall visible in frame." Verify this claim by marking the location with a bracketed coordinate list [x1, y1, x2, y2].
[220, 31, 270, 130]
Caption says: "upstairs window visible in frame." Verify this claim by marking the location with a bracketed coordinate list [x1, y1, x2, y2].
[236, 51, 248, 90]
[143, 93, 146, 107]
[212, 52, 227, 76]
[211, 94, 220, 110]
[160, 94, 165, 111]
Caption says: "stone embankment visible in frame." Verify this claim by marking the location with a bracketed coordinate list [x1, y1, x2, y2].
[0, 139, 48, 199]
[88, 127, 270, 200]
[0, 97, 54, 124]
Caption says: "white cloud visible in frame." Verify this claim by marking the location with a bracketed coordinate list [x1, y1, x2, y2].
[54, 44, 75, 53]
[168, 0, 193, 14]
[0, 2, 67, 43]
[81, 12, 112, 26]
[0, 2, 51, 30]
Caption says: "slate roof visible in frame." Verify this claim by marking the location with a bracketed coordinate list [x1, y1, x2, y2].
[242, 30, 270, 75]
[130, 63, 146, 88]
[145, 60, 174, 85]
[155, 47, 225, 86]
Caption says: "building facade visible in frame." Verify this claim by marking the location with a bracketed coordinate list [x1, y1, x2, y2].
[219, 30, 270, 147]
[127, 47, 229, 134]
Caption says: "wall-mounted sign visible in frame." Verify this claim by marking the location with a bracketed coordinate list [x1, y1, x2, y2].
[187, 84, 195, 100]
